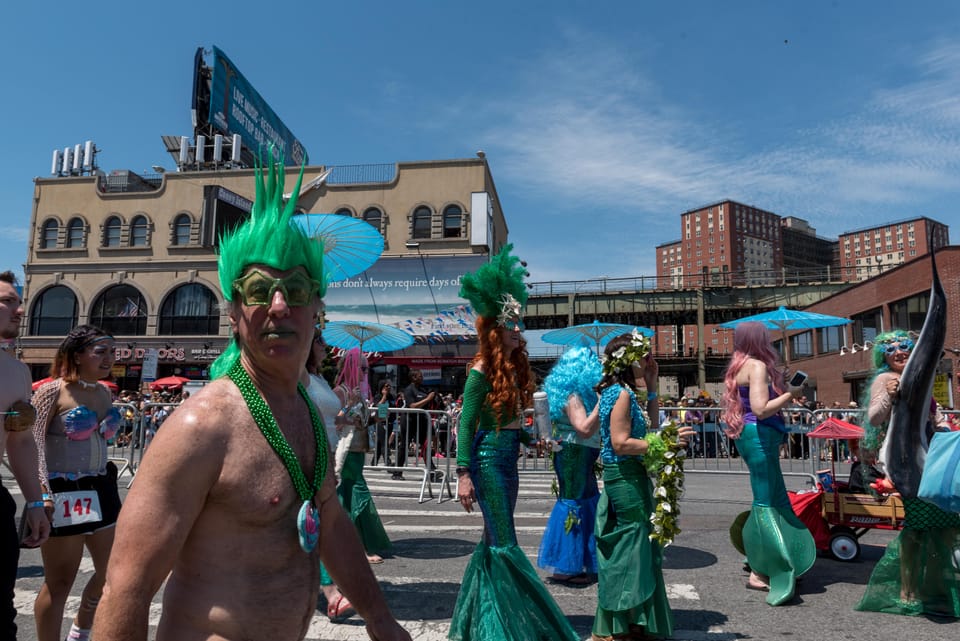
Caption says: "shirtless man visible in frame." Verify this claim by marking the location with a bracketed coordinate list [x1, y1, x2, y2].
[92, 161, 410, 641]
[0, 271, 50, 639]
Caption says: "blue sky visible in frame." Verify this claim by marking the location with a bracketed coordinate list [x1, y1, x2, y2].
[2, 1, 958, 285]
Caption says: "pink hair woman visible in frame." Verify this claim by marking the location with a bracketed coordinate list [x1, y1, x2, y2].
[332, 347, 390, 565]
[721, 321, 815, 606]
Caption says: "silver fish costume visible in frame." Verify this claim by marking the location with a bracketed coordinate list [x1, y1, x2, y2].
[878, 251, 946, 499]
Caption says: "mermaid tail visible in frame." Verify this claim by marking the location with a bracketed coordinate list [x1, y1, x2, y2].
[337, 451, 390, 555]
[538, 443, 600, 576]
[592, 459, 673, 638]
[856, 498, 960, 617]
[737, 422, 816, 606]
[449, 429, 578, 641]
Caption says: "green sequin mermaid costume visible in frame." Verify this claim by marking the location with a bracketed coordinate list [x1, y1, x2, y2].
[448, 370, 578, 641]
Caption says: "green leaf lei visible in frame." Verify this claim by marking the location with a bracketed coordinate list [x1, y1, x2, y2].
[643, 419, 686, 547]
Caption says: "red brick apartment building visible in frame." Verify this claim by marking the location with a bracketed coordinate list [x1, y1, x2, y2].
[781, 246, 960, 408]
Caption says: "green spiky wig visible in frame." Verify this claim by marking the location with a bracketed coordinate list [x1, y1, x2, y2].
[458, 243, 528, 320]
[210, 152, 327, 379]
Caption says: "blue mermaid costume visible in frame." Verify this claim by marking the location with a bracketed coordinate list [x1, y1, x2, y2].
[448, 370, 578, 641]
[593, 384, 674, 639]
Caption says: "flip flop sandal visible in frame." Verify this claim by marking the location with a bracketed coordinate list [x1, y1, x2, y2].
[327, 594, 355, 622]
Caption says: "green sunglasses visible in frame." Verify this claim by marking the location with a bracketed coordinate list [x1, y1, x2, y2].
[232, 269, 321, 307]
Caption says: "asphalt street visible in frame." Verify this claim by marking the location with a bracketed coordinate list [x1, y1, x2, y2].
[8, 463, 957, 641]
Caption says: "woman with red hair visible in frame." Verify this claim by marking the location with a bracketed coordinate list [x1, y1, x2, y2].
[721, 321, 814, 606]
[449, 245, 578, 641]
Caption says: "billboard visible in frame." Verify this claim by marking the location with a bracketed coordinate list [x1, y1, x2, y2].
[198, 46, 308, 166]
[323, 255, 487, 339]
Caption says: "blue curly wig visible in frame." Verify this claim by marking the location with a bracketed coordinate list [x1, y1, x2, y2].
[543, 347, 602, 421]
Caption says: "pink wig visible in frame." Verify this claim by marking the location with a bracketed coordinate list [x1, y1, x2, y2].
[720, 322, 783, 438]
[334, 347, 371, 401]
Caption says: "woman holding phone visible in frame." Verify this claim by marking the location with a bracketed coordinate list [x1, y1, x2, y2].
[720, 321, 815, 606]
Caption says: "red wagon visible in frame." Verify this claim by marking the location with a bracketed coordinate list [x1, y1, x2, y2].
[788, 417, 904, 562]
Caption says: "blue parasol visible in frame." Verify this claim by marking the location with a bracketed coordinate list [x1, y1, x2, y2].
[292, 213, 384, 282]
[323, 320, 415, 353]
[542, 320, 654, 354]
[719, 305, 851, 364]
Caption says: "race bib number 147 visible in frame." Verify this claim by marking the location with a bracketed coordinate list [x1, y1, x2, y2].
[52, 490, 102, 529]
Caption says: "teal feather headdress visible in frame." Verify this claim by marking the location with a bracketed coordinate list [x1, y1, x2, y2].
[458, 244, 528, 321]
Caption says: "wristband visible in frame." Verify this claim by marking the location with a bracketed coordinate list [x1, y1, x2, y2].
[26, 501, 45, 509]
[647, 391, 658, 401]
[456, 466, 470, 476]
[41, 493, 52, 501]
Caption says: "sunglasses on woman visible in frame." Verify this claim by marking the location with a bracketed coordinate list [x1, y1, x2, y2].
[233, 269, 321, 307]
[882, 339, 914, 355]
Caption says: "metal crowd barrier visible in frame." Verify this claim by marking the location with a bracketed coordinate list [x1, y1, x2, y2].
[366, 407, 456, 503]
[107, 401, 180, 487]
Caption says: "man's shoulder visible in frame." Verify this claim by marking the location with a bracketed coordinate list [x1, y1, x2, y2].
[162, 379, 242, 434]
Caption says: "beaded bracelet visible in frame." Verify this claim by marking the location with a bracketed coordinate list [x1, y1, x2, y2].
[26, 501, 45, 509]
[455, 466, 470, 476]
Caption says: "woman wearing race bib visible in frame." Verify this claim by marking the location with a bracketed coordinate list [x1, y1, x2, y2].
[31, 325, 122, 641]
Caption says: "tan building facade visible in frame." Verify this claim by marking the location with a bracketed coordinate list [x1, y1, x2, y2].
[21, 157, 507, 388]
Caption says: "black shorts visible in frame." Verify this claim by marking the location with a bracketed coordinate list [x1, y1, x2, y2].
[48, 461, 121, 537]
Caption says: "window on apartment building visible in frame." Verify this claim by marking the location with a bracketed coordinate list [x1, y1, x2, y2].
[851, 308, 882, 344]
[335, 208, 353, 217]
[173, 214, 192, 246]
[41, 219, 59, 249]
[91, 285, 147, 335]
[363, 207, 383, 233]
[159, 283, 220, 335]
[103, 217, 122, 248]
[65, 218, 85, 249]
[28, 285, 78, 336]
[442, 205, 462, 238]
[818, 326, 843, 354]
[130, 215, 149, 247]
[412, 206, 432, 239]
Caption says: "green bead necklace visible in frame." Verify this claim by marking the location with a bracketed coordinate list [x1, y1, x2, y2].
[228, 359, 328, 552]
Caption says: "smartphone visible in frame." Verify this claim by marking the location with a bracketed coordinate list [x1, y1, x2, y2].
[788, 370, 808, 388]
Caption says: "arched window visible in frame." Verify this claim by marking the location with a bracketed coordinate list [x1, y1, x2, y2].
[363, 207, 383, 232]
[28, 286, 77, 336]
[41, 220, 59, 249]
[335, 208, 353, 217]
[130, 215, 149, 247]
[104, 217, 122, 247]
[173, 214, 192, 246]
[158, 284, 220, 335]
[442, 205, 462, 238]
[412, 206, 432, 239]
[90, 285, 147, 335]
[66, 218, 85, 248]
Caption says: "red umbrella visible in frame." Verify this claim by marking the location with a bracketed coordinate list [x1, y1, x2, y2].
[149, 375, 192, 391]
[31, 377, 118, 392]
[807, 417, 864, 440]
[31, 377, 53, 391]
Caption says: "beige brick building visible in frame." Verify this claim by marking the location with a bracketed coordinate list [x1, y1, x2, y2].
[21, 157, 507, 389]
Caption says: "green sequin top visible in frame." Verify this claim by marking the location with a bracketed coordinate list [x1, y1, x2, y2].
[457, 369, 530, 467]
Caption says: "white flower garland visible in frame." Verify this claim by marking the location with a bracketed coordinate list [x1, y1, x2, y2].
[643, 419, 686, 547]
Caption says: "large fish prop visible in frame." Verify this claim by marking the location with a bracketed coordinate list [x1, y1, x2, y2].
[878, 251, 946, 499]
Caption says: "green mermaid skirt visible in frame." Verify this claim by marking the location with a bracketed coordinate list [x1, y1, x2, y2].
[855, 498, 960, 617]
[593, 458, 674, 639]
[449, 429, 578, 641]
[337, 450, 390, 555]
[735, 422, 816, 606]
